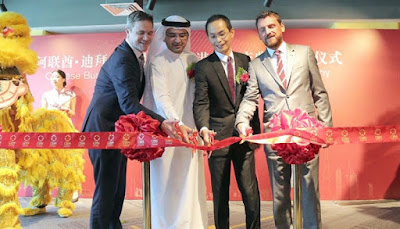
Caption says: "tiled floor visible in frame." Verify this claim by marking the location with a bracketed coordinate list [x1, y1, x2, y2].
[19, 198, 400, 229]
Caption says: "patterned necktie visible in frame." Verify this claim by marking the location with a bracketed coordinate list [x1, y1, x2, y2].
[274, 50, 286, 88]
[227, 56, 235, 104]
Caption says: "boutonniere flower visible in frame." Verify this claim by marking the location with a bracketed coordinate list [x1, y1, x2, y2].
[235, 67, 250, 85]
[186, 62, 196, 81]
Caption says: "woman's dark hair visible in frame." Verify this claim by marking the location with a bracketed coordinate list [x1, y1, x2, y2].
[54, 69, 67, 87]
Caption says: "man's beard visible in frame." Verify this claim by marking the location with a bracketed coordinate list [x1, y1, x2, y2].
[266, 36, 282, 49]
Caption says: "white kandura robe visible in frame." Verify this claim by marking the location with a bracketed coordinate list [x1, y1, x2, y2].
[143, 48, 208, 229]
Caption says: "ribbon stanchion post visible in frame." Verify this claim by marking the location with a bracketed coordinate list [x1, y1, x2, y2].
[142, 162, 151, 229]
[293, 164, 302, 229]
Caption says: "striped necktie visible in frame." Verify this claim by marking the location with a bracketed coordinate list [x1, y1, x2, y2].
[274, 50, 286, 88]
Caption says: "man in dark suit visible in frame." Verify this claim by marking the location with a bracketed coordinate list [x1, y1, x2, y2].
[193, 14, 261, 229]
[236, 11, 332, 229]
[82, 11, 189, 229]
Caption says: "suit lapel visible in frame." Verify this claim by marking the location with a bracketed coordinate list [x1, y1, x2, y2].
[121, 41, 144, 98]
[233, 53, 244, 108]
[261, 51, 283, 88]
[286, 44, 296, 88]
[210, 52, 234, 106]
[234, 53, 242, 97]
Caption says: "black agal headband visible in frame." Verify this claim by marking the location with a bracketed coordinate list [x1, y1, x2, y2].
[161, 18, 191, 27]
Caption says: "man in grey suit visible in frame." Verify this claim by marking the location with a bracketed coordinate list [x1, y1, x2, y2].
[236, 11, 332, 229]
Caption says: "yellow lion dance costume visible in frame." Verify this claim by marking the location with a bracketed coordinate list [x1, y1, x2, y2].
[0, 12, 85, 228]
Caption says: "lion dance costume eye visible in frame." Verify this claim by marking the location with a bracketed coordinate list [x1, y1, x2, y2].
[0, 12, 85, 228]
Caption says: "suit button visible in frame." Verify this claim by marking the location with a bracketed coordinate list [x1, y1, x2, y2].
[286, 96, 289, 99]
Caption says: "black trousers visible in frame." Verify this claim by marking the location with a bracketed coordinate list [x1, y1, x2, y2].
[208, 143, 261, 229]
[89, 149, 127, 229]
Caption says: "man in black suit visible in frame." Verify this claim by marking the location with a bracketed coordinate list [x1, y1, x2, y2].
[193, 14, 261, 229]
[82, 11, 189, 229]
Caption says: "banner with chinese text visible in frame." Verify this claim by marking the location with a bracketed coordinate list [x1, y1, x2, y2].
[25, 29, 400, 200]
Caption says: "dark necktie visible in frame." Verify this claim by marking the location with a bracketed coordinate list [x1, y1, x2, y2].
[139, 54, 144, 82]
[227, 56, 235, 104]
[138, 54, 145, 98]
[274, 50, 286, 88]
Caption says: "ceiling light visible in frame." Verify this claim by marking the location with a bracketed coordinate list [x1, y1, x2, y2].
[101, 2, 143, 16]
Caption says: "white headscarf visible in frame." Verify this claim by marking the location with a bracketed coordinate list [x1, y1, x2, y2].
[146, 15, 192, 63]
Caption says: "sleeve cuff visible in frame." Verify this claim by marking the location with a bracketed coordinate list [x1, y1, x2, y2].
[199, 126, 209, 137]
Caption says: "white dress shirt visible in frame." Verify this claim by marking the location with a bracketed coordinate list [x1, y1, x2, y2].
[267, 41, 288, 81]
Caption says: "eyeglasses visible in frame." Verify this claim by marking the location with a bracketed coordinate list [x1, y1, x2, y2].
[208, 31, 230, 41]
[165, 32, 189, 39]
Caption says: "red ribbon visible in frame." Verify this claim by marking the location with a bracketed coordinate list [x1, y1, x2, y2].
[0, 126, 399, 150]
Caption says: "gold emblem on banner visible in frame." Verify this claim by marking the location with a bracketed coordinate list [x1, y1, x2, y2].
[107, 134, 115, 147]
[122, 134, 130, 147]
[9, 134, 17, 147]
[165, 139, 173, 145]
[93, 135, 101, 147]
[151, 135, 158, 146]
[374, 128, 382, 141]
[310, 129, 318, 143]
[359, 129, 367, 142]
[326, 130, 334, 144]
[390, 128, 398, 140]
[341, 130, 349, 143]
[22, 135, 30, 147]
[50, 134, 57, 147]
[78, 135, 86, 147]
[37, 135, 44, 147]
[64, 134, 72, 147]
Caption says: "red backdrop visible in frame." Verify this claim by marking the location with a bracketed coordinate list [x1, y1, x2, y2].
[23, 29, 400, 200]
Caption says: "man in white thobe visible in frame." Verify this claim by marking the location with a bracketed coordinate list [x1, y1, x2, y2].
[143, 15, 208, 229]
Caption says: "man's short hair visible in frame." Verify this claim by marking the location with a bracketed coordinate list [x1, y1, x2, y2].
[205, 14, 232, 35]
[127, 11, 153, 30]
[255, 10, 282, 28]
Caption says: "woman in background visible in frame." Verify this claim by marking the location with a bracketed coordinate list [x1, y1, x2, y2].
[42, 70, 76, 118]
[42, 69, 79, 203]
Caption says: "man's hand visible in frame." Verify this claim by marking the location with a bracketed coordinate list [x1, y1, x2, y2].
[236, 123, 252, 138]
[161, 121, 195, 144]
[178, 124, 194, 144]
[200, 128, 216, 146]
[160, 120, 180, 139]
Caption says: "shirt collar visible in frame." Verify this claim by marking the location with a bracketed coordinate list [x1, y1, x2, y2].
[54, 87, 66, 94]
[125, 38, 143, 59]
[267, 41, 287, 57]
[215, 50, 234, 63]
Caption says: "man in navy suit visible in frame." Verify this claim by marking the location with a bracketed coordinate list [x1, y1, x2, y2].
[82, 11, 190, 229]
